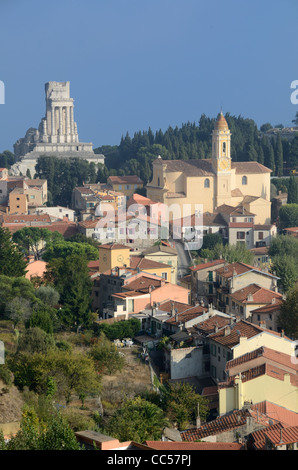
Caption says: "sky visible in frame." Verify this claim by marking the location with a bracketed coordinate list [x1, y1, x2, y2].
[0, 0, 297, 152]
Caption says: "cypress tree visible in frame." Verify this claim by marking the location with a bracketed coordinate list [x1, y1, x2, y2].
[0, 227, 27, 277]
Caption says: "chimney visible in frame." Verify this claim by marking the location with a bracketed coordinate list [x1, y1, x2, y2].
[151, 305, 157, 317]
[175, 313, 179, 323]
[224, 325, 231, 336]
[281, 329, 284, 337]
[171, 303, 176, 317]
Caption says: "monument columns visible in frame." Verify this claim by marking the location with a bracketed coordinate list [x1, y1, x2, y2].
[59, 106, 63, 140]
[51, 105, 56, 136]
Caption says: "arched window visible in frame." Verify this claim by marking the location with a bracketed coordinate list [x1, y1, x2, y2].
[242, 175, 247, 185]
[157, 177, 160, 187]
[223, 142, 226, 154]
[204, 178, 210, 188]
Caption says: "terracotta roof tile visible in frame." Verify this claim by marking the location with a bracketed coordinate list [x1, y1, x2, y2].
[229, 284, 283, 304]
[195, 314, 231, 335]
[190, 259, 225, 272]
[250, 401, 298, 428]
[108, 175, 143, 184]
[264, 425, 298, 446]
[215, 262, 256, 278]
[145, 441, 242, 450]
[249, 423, 284, 450]
[208, 320, 262, 348]
[181, 409, 250, 441]
[130, 256, 170, 271]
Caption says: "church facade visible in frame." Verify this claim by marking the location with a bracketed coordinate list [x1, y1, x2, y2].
[146, 113, 271, 224]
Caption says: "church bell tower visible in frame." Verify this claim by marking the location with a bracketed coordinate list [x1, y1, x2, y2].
[212, 111, 232, 173]
[212, 112, 233, 208]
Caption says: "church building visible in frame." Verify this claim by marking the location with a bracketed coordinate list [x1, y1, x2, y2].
[146, 113, 271, 225]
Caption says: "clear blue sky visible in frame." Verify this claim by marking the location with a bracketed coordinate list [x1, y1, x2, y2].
[0, 0, 297, 152]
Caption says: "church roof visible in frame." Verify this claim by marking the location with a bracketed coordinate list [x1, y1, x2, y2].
[152, 158, 271, 176]
[231, 161, 272, 174]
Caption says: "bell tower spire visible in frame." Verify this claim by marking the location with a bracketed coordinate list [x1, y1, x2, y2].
[212, 111, 231, 173]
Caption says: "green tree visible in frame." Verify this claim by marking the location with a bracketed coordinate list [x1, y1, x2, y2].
[279, 204, 298, 229]
[5, 296, 32, 329]
[17, 327, 55, 354]
[12, 227, 64, 260]
[275, 134, 283, 177]
[212, 242, 254, 264]
[45, 254, 93, 328]
[162, 382, 209, 430]
[90, 333, 125, 375]
[271, 255, 298, 293]
[0, 227, 27, 277]
[6, 406, 80, 450]
[11, 349, 101, 405]
[104, 397, 168, 443]
[277, 287, 298, 339]
[35, 285, 60, 307]
[43, 241, 98, 262]
[287, 176, 298, 204]
[268, 235, 298, 259]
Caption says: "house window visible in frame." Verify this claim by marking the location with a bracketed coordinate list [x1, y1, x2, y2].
[211, 365, 217, 378]
[162, 272, 168, 280]
[118, 185, 122, 190]
[125, 185, 130, 190]
[209, 284, 213, 294]
[204, 178, 210, 188]
[258, 232, 264, 240]
[242, 176, 247, 185]
[237, 231, 245, 240]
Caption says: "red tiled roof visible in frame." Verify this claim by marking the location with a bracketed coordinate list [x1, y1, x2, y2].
[190, 259, 225, 272]
[145, 441, 242, 450]
[215, 262, 256, 278]
[249, 423, 283, 450]
[181, 409, 251, 441]
[208, 320, 262, 348]
[252, 300, 283, 314]
[195, 315, 231, 336]
[108, 175, 143, 184]
[221, 363, 298, 388]
[165, 305, 207, 326]
[130, 256, 170, 271]
[227, 346, 298, 373]
[250, 401, 298, 428]
[232, 161, 272, 174]
[1, 213, 52, 224]
[229, 222, 254, 228]
[99, 243, 131, 250]
[264, 425, 298, 446]
[124, 275, 164, 293]
[228, 284, 283, 304]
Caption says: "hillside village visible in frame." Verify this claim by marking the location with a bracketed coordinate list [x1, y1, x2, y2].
[0, 104, 297, 452]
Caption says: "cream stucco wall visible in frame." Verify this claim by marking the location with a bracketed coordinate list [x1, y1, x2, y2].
[219, 373, 298, 415]
[233, 332, 294, 358]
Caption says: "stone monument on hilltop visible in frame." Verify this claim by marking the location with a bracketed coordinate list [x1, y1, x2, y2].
[12, 81, 104, 175]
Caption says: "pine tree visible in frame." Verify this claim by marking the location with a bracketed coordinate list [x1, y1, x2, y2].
[0, 227, 27, 277]
[275, 134, 283, 177]
[288, 175, 298, 204]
